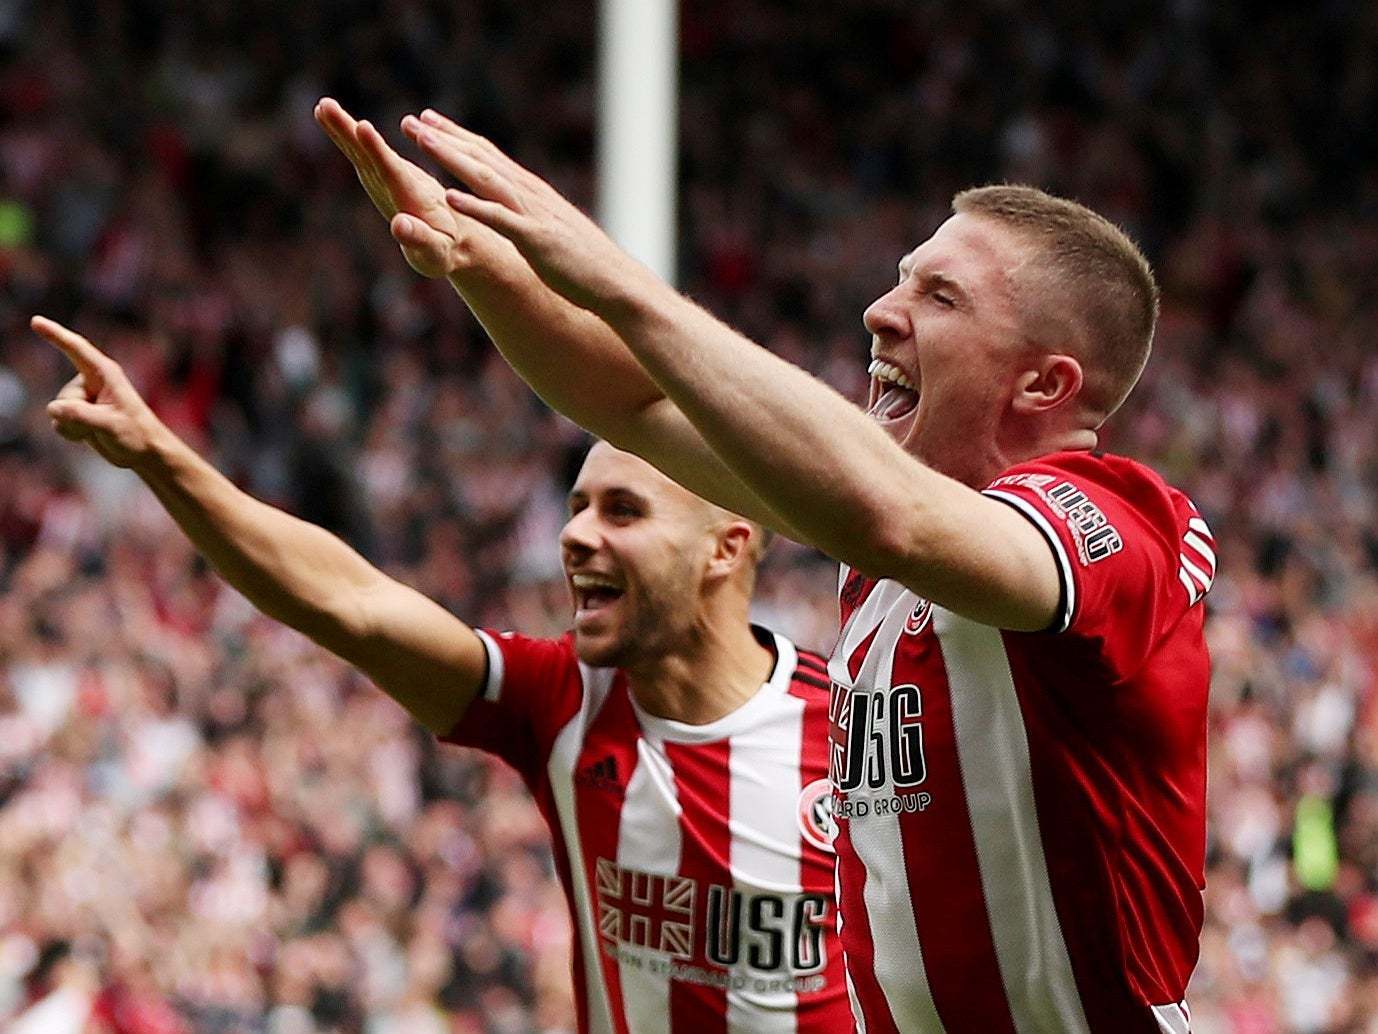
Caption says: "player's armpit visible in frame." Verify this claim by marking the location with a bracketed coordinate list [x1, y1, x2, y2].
[335, 577, 488, 735]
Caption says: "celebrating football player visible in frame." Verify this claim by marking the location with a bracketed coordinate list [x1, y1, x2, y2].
[36, 314, 852, 1034]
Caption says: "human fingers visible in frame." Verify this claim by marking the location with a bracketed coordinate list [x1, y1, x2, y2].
[31, 316, 112, 385]
[417, 110, 559, 202]
[443, 188, 528, 242]
[46, 396, 120, 436]
[315, 98, 369, 161]
[55, 373, 88, 401]
[317, 99, 393, 204]
[390, 214, 456, 277]
[356, 120, 440, 206]
[414, 130, 523, 212]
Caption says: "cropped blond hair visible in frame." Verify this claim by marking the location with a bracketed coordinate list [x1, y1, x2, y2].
[953, 185, 1159, 418]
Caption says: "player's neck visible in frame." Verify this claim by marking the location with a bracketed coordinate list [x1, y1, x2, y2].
[625, 613, 774, 726]
[924, 422, 1099, 486]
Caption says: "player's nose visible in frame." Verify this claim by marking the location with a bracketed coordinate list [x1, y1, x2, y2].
[863, 285, 911, 340]
[559, 509, 601, 557]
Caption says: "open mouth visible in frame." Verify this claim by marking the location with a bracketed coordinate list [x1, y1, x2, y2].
[867, 359, 920, 423]
[571, 573, 625, 616]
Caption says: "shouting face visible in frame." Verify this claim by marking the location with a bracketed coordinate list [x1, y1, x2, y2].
[861, 213, 1041, 481]
[559, 442, 744, 669]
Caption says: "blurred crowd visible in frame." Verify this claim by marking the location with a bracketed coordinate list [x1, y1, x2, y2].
[0, 1, 1376, 1031]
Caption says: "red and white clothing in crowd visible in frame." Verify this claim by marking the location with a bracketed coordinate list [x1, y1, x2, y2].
[828, 450, 1213, 1034]
[444, 626, 852, 1034]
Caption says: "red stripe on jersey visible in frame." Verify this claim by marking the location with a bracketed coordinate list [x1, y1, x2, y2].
[788, 669, 851, 1026]
[573, 678, 642, 1034]
[895, 650, 1018, 1032]
[831, 828, 901, 1034]
[664, 739, 732, 1034]
[1003, 639, 1192, 1034]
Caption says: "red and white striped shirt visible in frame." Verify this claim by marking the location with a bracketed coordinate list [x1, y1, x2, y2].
[444, 626, 852, 1034]
[829, 451, 1212, 1034]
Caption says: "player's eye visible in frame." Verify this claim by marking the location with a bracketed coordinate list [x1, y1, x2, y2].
[932, 292, 955, 308]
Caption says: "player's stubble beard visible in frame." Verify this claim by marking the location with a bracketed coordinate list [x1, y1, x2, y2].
[577, 549, 702, 673]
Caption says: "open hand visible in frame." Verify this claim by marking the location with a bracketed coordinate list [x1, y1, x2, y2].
[35, 316, 167, 471]
[403, 109, 653, 316]
[315, 97, 482, 279]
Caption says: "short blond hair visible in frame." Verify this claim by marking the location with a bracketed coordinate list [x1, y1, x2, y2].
[952, 184, 1159, 417]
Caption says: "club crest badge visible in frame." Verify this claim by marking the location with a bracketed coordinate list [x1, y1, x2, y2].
[904, 598, 933, 636]
[797, 778, 837, 852]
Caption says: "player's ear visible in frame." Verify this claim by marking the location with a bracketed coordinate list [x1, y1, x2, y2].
[705, 521, 754, 582]
[1011, 353, 1083, 415]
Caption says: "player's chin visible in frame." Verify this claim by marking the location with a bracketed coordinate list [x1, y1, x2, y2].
[571, 626, 629, 669]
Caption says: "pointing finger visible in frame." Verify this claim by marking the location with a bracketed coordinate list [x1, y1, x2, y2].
[31, 316, 111, 382]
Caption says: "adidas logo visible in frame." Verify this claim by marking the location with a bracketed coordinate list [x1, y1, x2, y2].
[575, 755, 624, 796]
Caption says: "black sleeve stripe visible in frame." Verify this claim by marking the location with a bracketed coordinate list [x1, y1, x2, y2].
[792, 672, 832, 692]
[795, 651, 830, 674]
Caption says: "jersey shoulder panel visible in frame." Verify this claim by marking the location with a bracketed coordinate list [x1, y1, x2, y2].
[984, 451, 1215, 671]
[440, 630, 587, 781]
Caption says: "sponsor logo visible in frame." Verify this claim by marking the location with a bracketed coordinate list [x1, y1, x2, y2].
[1045, 481, 1122, 564]
[575, 755, 624, 797]
[828, 682, 927, 793]
[797, 778, 837, 852]
[594, 859, 831, 977]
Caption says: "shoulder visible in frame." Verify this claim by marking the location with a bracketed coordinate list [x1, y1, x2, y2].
[985, 450, 1196, 552]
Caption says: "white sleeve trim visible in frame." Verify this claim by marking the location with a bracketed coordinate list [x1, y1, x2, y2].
[983, 489, 1077, 634]
[473, 630, 506, 703]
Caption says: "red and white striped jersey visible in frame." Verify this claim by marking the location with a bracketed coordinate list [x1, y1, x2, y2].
[829, 451, 1212, 1034]
[443, 626, 852, 1034]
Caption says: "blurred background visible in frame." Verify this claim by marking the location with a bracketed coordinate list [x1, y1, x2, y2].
[1, 1, 1377, 1031]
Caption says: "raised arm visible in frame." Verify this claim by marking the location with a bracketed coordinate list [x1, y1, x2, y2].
[35, 315, 483, 735]
[314, 99, 794, 536]
[409, 126, 1062, 632]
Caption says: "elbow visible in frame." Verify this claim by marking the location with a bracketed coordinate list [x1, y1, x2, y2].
[840, 499, 931, 580]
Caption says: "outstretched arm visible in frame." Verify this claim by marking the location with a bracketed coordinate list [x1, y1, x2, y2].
[36, 315, 483, 735]
[314, 100, 794, 536]
[410, 126, 1062, 632]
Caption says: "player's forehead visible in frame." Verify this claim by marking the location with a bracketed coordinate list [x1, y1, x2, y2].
[898, 212, 1030, 292]
[571, 442, 693, 509]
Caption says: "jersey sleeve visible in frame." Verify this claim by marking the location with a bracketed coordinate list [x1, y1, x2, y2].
[439, 630, 586, 784]
[982, 453, 1216, 676]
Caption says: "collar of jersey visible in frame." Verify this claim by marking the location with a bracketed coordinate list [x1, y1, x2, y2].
[628, 627, 796, 744]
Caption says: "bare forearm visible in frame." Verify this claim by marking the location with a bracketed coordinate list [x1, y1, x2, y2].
[136, 428, 378, 646]
[600, 275, 954, 567]
[447, 262, 797, 533]
[448, 258, 662, 434]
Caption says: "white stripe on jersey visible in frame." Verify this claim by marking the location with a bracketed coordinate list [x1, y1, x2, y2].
[1182, 531, 1215, 572]
[616, 739, 683, 1034]
[935, 606, 1092, 1034]
[473, 629, 506, 702]
[726, 636, 803, 1034]
[547, 664, 621, 1034]
[842, 600, 946, 1033]
[1151, 1001, 1191, 1034]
